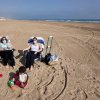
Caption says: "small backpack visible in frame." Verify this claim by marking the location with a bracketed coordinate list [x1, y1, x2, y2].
[45, 53, 51, 64]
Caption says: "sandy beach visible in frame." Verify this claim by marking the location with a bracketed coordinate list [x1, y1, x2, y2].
[0, 20, 100, 100]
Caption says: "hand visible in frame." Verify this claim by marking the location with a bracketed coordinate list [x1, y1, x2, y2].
[12, 78, 15, 81]
[34, 51, 37, 54]
[3, 47, 7, 50]
[21, 82, 24, 86]
[7, 46, 10, 49]
[22, 50, 24, 54]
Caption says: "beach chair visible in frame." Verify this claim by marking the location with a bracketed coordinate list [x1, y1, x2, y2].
[24, 37, 45, 67]
[0, 36, 16, 62]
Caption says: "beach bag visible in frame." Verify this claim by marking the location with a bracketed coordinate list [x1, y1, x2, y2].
[45, 53, 51, 64]
[45, 53, 58, 65]
[48, 54, 58, 65]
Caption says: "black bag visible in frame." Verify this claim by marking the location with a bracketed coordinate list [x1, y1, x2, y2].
[45, 53, 51, 64]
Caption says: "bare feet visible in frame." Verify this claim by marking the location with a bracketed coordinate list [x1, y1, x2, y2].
[30, 68, 33, 71]
[13, 66, 16, 69]
[5, 65, 9, 69]
[30, 65, 33, 71]
[26, 68, 29, 70]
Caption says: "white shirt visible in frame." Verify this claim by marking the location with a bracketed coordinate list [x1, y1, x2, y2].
[30, 44, 39, 51]
[19, 73, 27, 83]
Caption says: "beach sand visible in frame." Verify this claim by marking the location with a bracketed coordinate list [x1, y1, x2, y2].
[0, 20, 100, 100]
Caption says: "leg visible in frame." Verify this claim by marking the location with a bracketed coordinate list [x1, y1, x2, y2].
[6, 50, 15, 68]
[14, 80, 27, 88]
[26, 52, 32, 70]
[30, 53, 39, 70]
[20, 83, 27, 88]
[0, 51, 9, 68]
[14, 80, 21, 87]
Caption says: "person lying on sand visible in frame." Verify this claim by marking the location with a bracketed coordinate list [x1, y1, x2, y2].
[0, 36, 16, 69]
[23, 37, 42, 71]
[12, 66, 28, 88]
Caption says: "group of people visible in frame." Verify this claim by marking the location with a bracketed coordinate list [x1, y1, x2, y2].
[0, 36, 42, 88]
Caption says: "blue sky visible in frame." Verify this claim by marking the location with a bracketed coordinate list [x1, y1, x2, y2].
[0, 0, 100, 19]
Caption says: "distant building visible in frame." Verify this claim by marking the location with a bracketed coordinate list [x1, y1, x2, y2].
[0, 17, 5, 20]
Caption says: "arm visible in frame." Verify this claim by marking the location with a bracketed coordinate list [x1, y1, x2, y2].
[23, 75, 28, 84]
[10, 43, 14, 49]
[12, 72, 19, 81]
[7, 43, 14, 49]
[0, 44, 3, 51]
[0, 48, 3, 51]
[34, 43, 42, 54]
[23, 44, 32, 53]
[0, 44, 6, 51]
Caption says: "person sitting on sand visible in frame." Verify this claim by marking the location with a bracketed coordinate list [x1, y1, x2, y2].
[12, 66, 28, 88]
[23, 37, 42, 70]
[0, 36, 16, 69]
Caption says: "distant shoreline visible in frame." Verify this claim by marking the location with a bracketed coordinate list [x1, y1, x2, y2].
[10, 19, 100, 24]
[0, 19, 100, 24]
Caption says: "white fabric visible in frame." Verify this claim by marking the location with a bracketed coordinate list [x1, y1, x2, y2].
[30, 44, 39, 51]
[49, 55, 58, 62]
[19, 73, 27, 82]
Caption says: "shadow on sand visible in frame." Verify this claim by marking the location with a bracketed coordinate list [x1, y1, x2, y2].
[9, 70, 19, 80]
[15, 50, 25, 65]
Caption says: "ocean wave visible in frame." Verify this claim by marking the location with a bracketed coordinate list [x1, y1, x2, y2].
[46, 20, 66, 22]
[19, 19, 100, 23]
[72, 21, 100, 23]
[46, 20, 57, 21]
[45, 20, 100, 23]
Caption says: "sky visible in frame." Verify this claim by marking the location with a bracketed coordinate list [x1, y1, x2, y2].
[0, 0, 100, 20]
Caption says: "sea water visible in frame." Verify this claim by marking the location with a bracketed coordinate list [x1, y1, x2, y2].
[25, 19, 100, 23]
